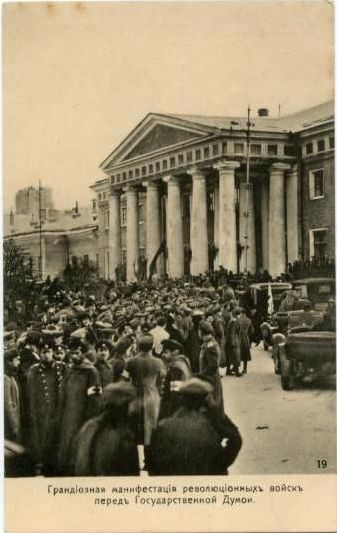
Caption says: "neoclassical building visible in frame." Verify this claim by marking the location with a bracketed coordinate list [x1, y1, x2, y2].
[92, 100, 334, 281]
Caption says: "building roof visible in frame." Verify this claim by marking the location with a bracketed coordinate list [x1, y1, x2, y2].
[164, 100, 334, 134]
[3, 206, 97, 238]
[99, 100, 334, 170]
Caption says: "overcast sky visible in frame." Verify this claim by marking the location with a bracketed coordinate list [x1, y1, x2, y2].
[3, 1, 334, 211]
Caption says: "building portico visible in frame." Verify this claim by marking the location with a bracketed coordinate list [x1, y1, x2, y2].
[91, 103, 334, 281]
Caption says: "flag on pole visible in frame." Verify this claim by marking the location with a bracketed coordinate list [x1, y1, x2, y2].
[267, 282, 274, 316]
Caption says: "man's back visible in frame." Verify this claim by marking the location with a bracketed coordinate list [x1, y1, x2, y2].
[148, 407, 226, 475]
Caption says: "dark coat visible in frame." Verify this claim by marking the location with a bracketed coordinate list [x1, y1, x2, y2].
[148, 406, 242, 475]
[124, 352, 166, 445]
[199, 337, 224, 414]
[185, 326, 202, 373]
[95, 360, 114, 388]
[238, 315, 254, 362]
[225, 318, 241, 366]
[27, 362, 65, 473]
[58, 360, 102, 475]
[4, 374, 21, 443]
[74, 415, 139, 476]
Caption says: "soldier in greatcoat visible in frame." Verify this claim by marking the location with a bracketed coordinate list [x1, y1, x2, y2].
[122, 334, 166, 467]
[58, 338, 102, 475]
[238, 308, 254, 374]
[159, 339, 191, 419]
[225, 308, 242, 377]
[198, 321, 224, 414]
[27, 341, 65, 475]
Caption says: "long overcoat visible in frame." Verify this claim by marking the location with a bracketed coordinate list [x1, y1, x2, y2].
[27, 362, 65, 473]
[238, 314, 254, 362]
[58, 360, 102, 475]
[225, 318, 241, 367]
[199, 337, 224, 414]
[124, 352, 166, 446]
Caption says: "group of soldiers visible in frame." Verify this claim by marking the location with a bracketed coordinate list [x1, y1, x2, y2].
[4, 276, 261, 477]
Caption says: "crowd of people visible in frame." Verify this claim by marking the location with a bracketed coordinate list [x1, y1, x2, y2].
[4, 274, 266, 477]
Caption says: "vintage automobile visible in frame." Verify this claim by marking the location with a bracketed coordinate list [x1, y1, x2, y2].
[250, 282, 292, 314]
[292, 278, 335, 312]
[251, 282, 292, 349]
[272, 313, 336, 390]
[260, 278, 336, 350]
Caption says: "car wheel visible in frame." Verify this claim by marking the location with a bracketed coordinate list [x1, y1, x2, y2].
[281, 375, 295, 391]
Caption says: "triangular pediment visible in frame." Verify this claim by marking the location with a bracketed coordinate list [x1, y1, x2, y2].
[100, 113, 213, 171]
[122, 124, 203, 161]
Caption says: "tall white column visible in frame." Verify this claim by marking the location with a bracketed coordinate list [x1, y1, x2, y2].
[286, 165, 299, 263]
[190, 168, 209, 275]
[164, 175, 184, 278]
[126, 186, 139, 282]
[268, 162, 290, 277]
[97, 204, 106, 278]
[214, 160, 240, 274]
[214, 182, 219, 269]
[108, 190, 121, 280]
[145, 181, 162, 278]
[260, 178, 269, 271]
[239, 182, 256, 274]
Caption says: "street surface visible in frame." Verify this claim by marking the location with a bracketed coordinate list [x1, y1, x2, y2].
[224, 345, 336, 475]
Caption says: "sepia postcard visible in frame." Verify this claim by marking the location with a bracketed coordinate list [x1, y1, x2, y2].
[2, 1, 336, 532]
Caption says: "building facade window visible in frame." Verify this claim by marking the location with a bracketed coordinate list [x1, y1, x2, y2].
[170, 157, 175, 168]
[250, 143, 261, 155]
[317, 139, 325, 152]
[122, 172, 127, 181]
[222, 142, 228, 154]
[306, 142, 313, 155]
[155, 161, 161, 172]
[163, 160, 168, 170]
[149, 163, 153, 174]
[284, 144, 296, 156]
[234, 143, 244, 154]
[135, 168, 140, 177]
[178, 154, 184, 165]
[141, 166, 147, 176]
[267, 144, 278, 156]
[309, 169, 324, 199]
[203, 147, 210, 159]
[329, 137, 334, 149]
[213, 144, 219, 156]
[310, 228, 328, 259]
[195, 149, 201, 160]
[186, 151, 192, 162]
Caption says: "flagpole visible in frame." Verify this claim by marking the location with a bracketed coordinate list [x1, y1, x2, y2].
[244, 105, 252, 274]
[38, 180, 43, 279]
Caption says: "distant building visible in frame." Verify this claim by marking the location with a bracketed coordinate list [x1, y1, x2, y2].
[91, 100, 335, 281]
[4, 190, 98, 279]
[15, 186, 53, 216]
